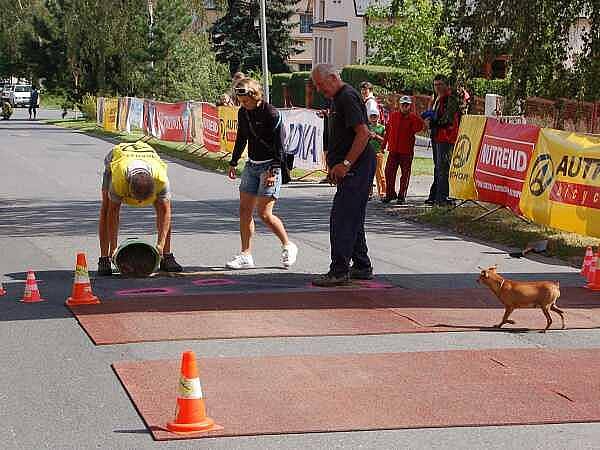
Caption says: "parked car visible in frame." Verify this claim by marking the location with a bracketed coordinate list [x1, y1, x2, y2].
[9, 84, 32, 107]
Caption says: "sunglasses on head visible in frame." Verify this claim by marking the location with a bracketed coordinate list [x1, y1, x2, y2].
[234, 86, 254, 96]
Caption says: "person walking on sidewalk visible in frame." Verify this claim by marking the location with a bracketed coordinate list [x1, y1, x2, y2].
[226, 78, 298, 270]
[98, 141, 183, 275]
[382, 95, 424, 204]
[367, 104, 386, 199]
[422, 75, 461, 206]
[311, 64, 376, 287]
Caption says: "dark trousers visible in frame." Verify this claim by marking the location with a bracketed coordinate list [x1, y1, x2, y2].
[330, 151, 376, 275]
[428, 141, 452, 202]
[385, 152, 413, 200]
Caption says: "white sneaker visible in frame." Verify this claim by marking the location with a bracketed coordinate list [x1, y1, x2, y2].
[282, 242, 298, 268]
[226, 253, 255, 269]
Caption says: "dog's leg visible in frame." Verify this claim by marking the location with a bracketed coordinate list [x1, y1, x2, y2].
[495, 307, 514, 328]
[541, 306, 552, 333]
[551, 304, 565, 329]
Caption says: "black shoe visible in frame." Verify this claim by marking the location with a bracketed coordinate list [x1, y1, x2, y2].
[349, 266, 374, 280]
[159, 253, 183, 272]
[424, 198, 435, 205]
[434, 199, 454, 207]
[312, 272, 350, 287]
[97, 256, 113, 276]
[396, 197, 405, 205]
[381, 196, 396, 204]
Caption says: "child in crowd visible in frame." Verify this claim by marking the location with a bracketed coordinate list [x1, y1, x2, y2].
[382, 95, 424, 204]
[367, 105, 386, 199]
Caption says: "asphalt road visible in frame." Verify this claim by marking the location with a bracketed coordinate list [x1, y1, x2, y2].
[0, 108, 598, 450]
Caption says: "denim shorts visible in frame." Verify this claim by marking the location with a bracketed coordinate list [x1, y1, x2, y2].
[239, 161, 282, 198]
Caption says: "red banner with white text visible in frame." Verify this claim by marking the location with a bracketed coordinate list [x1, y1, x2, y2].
[201, 103, 221, 152]
[151, 101, 190, 142]
[473, 118, 540, 214]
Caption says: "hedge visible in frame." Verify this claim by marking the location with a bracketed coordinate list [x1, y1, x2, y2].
[271, 73, 293, 107]
[469, 77, 511, 98]
[341, 65, 432, 95]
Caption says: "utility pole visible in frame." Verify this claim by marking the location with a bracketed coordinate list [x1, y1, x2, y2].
[258, 0, 269, 102]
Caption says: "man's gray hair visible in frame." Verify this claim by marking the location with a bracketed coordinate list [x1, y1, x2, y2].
[311, 64, 340, 80]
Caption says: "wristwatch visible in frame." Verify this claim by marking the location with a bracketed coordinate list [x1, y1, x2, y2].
[342, 159, 352, 168]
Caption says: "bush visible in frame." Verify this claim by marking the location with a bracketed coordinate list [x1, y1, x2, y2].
[341, 65, 432, 95]
[1, 101, 13, 120]
[469, 78, 511, 98]
[78, 94, 97, 120]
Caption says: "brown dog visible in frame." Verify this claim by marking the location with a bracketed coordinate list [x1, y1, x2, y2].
[477, 266, 565, 332]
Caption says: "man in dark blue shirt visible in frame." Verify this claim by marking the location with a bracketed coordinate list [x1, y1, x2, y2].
[311, 64, 376, 286]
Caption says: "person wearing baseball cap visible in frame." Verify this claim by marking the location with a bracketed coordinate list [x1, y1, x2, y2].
[381, 94, 424, 204]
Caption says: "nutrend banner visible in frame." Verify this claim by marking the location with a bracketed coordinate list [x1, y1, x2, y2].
[520, 129, 600, 238]
[152, 101, 190, 142]
[201, 103, 221, 152]
[449, 115, 487, 201]
[280, 108, 325, 171]
[218, 106, 239, 153]
[473, 118, 540, 213]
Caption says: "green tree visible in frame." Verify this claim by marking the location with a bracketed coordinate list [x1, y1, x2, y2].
[211, 0, 301, 74]
[365, 0, 452, 86]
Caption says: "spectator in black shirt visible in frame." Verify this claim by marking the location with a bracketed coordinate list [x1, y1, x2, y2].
[311, 64, 376, 287]
[226, 78, 298, 270]
[29, 86, 39, 120]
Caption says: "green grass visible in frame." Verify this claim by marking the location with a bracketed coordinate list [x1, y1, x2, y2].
[411, 157, 433, 176]
[392, 203, 600, 267]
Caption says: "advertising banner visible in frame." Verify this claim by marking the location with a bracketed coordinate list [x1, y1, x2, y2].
[519, 129, 600, 238]
[218, 106, 240, 153]
[152, 101, 190, 142]
[473, 118, 540, 213]
[143, 100, 157, 137]
[189, 102, 203, 147]
[449, 115, 487, 201]
[96, 97, 105, 127]
[117, 97, 130, 132]
[103, 97, 118, 132]
[280, 108, 325, 171]
[126, 97, 144, 133]
[201, 103, 221, 152]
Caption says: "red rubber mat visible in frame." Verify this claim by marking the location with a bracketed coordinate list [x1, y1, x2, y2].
[70, 290, 420, 344]
[112, 348, 600, 440]
[70, 287, 600, 344]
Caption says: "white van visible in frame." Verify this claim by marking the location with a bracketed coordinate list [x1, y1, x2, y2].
[9, 85, 32, 107]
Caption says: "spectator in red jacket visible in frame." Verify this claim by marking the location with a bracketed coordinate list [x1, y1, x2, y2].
[381, 95, 424, 204]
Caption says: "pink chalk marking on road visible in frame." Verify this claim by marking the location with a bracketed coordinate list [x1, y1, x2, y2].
[192, 278, 238, 287]
[115, 287, 180, 297]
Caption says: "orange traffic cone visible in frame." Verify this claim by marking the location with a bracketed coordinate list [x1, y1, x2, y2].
[587, 253, 598, 283]
[581, 246, 594, 278]
[21, 270, 45, 303]
[166, 351, 222, 434]
[65, 253, 101, 306]
[586, 255, 600, 291]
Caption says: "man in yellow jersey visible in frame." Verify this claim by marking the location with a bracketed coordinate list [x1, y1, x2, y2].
[98, 141, 183, 275]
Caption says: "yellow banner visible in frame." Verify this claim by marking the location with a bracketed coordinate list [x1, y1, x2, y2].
[103, 98, 118, 132]
[449, 115, 487, 200]
[218, 106, 239, 152]
[519, 128, 600, 238]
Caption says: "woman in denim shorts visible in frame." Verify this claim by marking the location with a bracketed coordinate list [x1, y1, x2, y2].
[226, 78, 298, 270]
